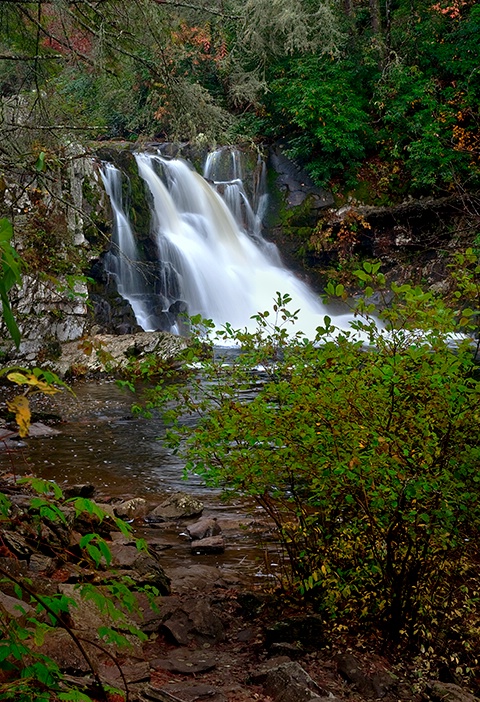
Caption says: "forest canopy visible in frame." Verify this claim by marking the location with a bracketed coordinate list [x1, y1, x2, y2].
[0, 0, 479, 199]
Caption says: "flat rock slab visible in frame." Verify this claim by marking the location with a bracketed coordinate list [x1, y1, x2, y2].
[190, 536, 225, 554]
[151, 650, 217, 674]
[27, 422, 61, 438]
[98, 660, 150, 686]
[165, 565, 241, 594]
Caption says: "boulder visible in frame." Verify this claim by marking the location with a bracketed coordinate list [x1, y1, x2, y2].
[114, 497, 148, 521]
[190, 536, 225, 554]
[251, 661, 329, 702]
[426, 682, 480, 702]
[336, 653, 396, 698]
[148, 493, 204, 521]
[32, 629, 99, 675]
[160, 598, 225, 646]
[108, 543, 171, 595]
[0, 591, 34, 623]
[186, 517, 222, 540]
[63, 484, 96, 499]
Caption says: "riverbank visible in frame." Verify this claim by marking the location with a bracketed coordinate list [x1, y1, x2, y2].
[2, 471, 478, 702]
[2, 361, 480, 702]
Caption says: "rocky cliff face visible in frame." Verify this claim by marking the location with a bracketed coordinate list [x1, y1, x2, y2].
[0, 143, 110, 363]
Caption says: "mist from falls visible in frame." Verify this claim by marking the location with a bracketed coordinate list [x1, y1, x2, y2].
[102, 149, 351, 338]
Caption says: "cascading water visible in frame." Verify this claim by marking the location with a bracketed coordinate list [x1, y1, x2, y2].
[102, 148, 347, 337]
[100, 163, 154, 330]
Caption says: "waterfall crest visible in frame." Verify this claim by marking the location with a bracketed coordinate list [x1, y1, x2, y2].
[102, 149, 339, 337]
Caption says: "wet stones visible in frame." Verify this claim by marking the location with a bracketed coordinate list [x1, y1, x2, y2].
[185, 516, 225, 554]
[186, 517, 221, 540]
[147, 492, 204, 522]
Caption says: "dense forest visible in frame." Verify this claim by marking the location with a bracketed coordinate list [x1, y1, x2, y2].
[0, 0, 478, 200]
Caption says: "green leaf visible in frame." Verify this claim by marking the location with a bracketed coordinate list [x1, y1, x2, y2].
[58, 692, 94, 701]
[35, 151, 46, 172]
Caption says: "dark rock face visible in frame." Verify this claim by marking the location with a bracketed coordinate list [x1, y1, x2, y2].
[268, 145, 334, 216]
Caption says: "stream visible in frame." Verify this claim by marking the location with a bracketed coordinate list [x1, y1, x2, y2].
[0, 379, 280, 582]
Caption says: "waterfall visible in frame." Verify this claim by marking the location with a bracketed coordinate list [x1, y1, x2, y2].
[100, 163, 154, 330]
[102, 148, 343, 337]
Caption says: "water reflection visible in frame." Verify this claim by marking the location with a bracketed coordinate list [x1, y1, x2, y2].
[0, 380, 206, 498]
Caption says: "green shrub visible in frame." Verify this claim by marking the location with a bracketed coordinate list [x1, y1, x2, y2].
[148, 261, 480, 661]
[265, 56, 374, 186]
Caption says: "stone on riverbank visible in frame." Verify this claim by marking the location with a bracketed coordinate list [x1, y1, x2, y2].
[190, 535, 225, 554]
[186, 516, 222, 540]
[250, 661, 330, 702]
[147, 492, 204, 521]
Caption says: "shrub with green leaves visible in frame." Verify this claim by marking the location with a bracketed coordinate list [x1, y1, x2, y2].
[147, 260, 480, 661]
[0, 478, 157, 701]
[265, 56, 373, 186]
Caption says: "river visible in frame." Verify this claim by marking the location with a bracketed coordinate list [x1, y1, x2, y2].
[0, 378, 280, 581]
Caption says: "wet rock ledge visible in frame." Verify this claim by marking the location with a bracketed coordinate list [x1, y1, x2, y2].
[52, 330, 189, 378]
[4, 330, 189, 378]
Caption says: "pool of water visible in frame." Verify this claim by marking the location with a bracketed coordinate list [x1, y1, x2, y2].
[0, 379, 210, 498]
[0, 379, 283, 580]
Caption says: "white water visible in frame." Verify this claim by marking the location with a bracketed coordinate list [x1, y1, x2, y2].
[103, 148, 356, 338]
[100, 163, 153, 330]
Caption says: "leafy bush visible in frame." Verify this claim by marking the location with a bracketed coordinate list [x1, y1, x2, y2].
[0, 479, 154, 701]
[148, 262, 480, 660]
[265, 56, 374, 186]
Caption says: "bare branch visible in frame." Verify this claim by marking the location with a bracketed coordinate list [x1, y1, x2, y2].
[0, 54, 63, 60]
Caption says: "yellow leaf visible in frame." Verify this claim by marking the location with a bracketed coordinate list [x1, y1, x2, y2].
[6, 372, 32, 386]
[6, 395, 31, 437]
[7, 372, 59, 395]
